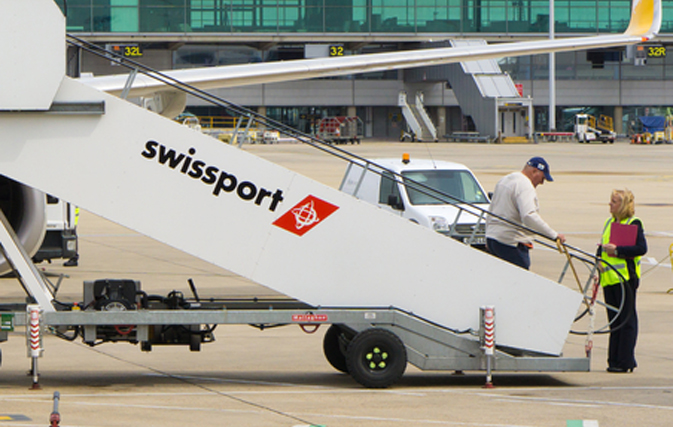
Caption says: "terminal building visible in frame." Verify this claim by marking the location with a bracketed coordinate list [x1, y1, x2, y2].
[57, 0, 673, 140]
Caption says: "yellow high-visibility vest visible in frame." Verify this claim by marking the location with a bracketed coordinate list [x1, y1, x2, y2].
[600, 216, 641, 286]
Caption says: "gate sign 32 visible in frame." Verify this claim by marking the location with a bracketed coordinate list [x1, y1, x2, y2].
[329, 45, 345, 57]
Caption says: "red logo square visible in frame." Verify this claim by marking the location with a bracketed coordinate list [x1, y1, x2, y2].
[273, 195, 339, 236]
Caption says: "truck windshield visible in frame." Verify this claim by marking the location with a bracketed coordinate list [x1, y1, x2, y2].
[401, 170, 488, 205]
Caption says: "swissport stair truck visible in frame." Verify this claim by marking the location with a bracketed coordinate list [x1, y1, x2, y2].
[0, 0, 631, 389]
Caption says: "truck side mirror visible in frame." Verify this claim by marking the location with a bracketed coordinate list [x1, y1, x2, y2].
[387, 194, 404, 210]
[488, 191, 494, 200]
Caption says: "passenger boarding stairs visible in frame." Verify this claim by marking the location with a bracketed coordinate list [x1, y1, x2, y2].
[0, 6, 616, 360]
[398, 91, 437, 141]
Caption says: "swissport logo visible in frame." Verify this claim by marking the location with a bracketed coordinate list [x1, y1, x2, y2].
[273, 195, 339, 236]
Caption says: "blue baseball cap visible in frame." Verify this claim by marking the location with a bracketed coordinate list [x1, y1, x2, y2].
[527, 156, 553, 182]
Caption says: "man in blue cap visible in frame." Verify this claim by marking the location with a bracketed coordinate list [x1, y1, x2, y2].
[485, 156, 566, 270]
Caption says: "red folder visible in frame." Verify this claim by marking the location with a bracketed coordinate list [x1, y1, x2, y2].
[610, 222, 637, 247]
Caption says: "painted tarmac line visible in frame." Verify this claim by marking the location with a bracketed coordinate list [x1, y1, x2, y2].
[4, 385, 673, 403]
[293, 412, 539, 427]
[0, 392, 210, 400]
[141, 372, 427, 396]
[491, 398, 601, 409]
[412, 385, 673, 394]
[566, 421, 599, 427]
[41, 400, 264, 415]
[479, 393, 673, 411]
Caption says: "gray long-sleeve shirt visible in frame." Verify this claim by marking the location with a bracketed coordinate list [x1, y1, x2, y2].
[485, 171, 558, 246]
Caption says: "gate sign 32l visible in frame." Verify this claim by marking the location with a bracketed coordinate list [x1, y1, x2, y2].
[108, 44, 144, 58]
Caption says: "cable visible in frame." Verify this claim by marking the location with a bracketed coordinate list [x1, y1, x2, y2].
[640, 252, 671, 278]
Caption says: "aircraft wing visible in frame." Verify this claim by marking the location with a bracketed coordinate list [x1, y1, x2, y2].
[82, 0, 661, 98]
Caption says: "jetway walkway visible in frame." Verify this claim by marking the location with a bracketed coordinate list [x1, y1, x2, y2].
[0, 9, 629, 387]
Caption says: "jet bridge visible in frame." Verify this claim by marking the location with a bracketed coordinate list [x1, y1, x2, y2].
[0, 0, 617, 388]
[446, 40, 534, 142]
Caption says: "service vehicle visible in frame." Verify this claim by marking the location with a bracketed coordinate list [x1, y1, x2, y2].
[32, 195, 78, 266]
[574, 114, 616, 143]
[340, 154, 490, 247]
[631, 115, 671, 144]
[317, 116, 363, 144]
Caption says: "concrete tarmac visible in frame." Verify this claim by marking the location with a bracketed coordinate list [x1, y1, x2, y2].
[1, 139, 672, 427]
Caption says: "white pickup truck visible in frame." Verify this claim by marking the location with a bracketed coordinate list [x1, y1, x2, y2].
[340, 154, 490, 247]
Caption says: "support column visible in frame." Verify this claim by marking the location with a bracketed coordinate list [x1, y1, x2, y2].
[347, 106, 357, 117]
[614, 106, 623, 135]
[437, 106, 447, 139]
[257, 106, 267, 130]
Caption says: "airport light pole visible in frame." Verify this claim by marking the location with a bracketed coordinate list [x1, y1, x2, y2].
[549, 0, 556, 131]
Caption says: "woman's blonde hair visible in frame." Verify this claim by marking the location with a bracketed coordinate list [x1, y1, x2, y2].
[612, 189, 635, 221]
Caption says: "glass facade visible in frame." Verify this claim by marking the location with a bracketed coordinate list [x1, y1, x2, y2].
[56, 0, 673, 34]
[57, 0, 673, 136]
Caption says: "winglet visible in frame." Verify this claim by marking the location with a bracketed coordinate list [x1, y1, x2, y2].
[625, 0, 661, 39]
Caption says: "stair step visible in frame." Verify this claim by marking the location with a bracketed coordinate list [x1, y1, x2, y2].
[501, 136, 530, 144]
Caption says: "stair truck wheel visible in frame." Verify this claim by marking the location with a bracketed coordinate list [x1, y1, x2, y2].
[346, 328, 407, 388]
[189, 325, 201, 352]
[323, 324, 350, 373]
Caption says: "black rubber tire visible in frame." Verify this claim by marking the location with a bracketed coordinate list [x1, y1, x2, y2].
[189, 326, 201, 352]
[323, 325, 349, 373]
[346, 328, 406, 388]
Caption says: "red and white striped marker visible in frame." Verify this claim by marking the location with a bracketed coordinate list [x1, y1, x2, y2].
[482, 306, 495, 388]
[483, 306, 495, 356]
[27, 305, 42, 358]
[26, 305, 43, 389]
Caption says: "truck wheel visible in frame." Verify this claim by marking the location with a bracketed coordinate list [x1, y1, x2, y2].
[346, 328, 406, 388]
[189, 326, 201, 351]
[323, 325, 349, 373]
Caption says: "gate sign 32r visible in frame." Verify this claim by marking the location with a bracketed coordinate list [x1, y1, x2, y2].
[647, 45, 666, 58]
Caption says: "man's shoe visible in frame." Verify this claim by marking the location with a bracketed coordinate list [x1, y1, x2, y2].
[607, 367, 633, 373]
[63, 258, 78, 267]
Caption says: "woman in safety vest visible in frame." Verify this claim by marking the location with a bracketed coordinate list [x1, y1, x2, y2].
[598, 189, 647, 373]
